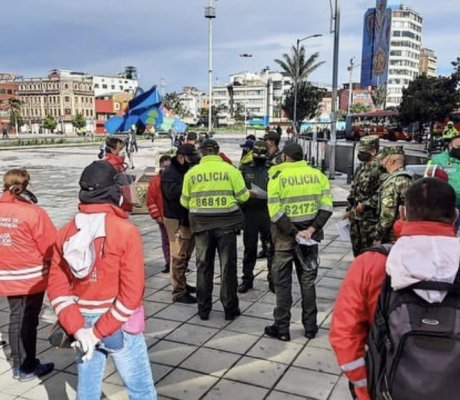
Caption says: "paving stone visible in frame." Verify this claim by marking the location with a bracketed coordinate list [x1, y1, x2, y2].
[329, 375, 352, 400]
[0, 369, 58, 397]
[242, 302, 274, 320]
[227, 316, 270, 336]
[19, 371, 76, 399]
[144, 318, 182, 339]
[155, 303, 198, 322]
[143, 300, 170, 318]
[223, 356, 288, 388]
[204, 330, 260, 354]
[307, 328, 333, 351]
[188, 311, 231, 329]
[265, 391, 307, 400]
[203, 379, 269, 400]
[149, 340, 197, 366]
[275, 366, 338, 400]
[294, 346, 341, 375]
[156, 368, 219, 400]
[247, 337, 304, 365]
[165, 324, 219, 346]
[180, 347, 241, 377]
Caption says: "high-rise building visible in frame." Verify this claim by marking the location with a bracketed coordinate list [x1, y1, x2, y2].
[419, 48, 438, 78]
[360, 0, 424, 108]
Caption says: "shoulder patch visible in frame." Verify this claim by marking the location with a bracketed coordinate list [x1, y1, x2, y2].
[271, 170, 281, 180]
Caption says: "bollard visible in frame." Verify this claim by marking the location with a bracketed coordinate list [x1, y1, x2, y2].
[347, 164, 353, 184]
[311, 157, 316, 168]
[321, 159, 326, 174]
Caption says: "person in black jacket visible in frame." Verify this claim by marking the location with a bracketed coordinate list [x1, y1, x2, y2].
[239, 141, 274, 293]
[161, 144, 200, 303]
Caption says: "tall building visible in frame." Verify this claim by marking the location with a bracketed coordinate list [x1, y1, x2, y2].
[360, 0, 424, 108]
[419, 48, 438, 77]
[0, 76, 20, 132]
[177, 87, 208, 124]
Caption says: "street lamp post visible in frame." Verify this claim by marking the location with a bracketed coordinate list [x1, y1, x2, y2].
[328, 0, 340, 179]
[205, 0, 216, 135]
[347, 57, 355, 116]
[293, 34, 322, 136]
[239, 53, 253, 134]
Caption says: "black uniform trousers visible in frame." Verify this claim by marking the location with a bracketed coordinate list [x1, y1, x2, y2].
[195, 228, 239, 314]
[272, 245, 319, 333]
[242, 207, 273, 284]
[7, 291, 44, 371]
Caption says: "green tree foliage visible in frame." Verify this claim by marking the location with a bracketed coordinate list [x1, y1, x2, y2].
[371, 85, 387, 110]
[163, 92, 191, 118]
[8, 98, 24, 132]
[349, 103, 372, 114]
[234, 103, 246, 123]
[42, 115, 57, 132]
[282, 83, 325, 126]
[198, 104, 228, 128]
[274, 46, 325, 81]
[399, 74, 460, 127]
[72, 113, 86, 129]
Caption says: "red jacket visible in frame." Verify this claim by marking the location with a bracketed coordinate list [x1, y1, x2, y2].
[330, 221, 456, 400]
[146, 174, 163, 219]
[105, 153, 126, 173]
[47, 203, 145, 339]
[0, 191, 56, 296]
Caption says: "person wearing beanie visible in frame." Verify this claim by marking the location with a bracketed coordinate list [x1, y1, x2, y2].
[0, 169, 56, 381]
[47, 161, 156, 399]
[265, 143, 333, 342]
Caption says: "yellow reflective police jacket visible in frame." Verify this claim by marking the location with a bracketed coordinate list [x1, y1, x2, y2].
[268, 160, 333, 223]
[181, 155, 250, 214]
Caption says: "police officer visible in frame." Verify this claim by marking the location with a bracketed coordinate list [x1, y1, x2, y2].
[181, 139, 250, 321]
[239, 141, 274, 293]
[264, 131, 282, 166]
[344, 135, 383, 256]
[374, 146, 413, 244]
[265, 143, 333, 341]
[442, 121, 458, 145]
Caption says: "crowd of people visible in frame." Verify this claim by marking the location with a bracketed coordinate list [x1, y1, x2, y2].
[3, 127, 460, 399]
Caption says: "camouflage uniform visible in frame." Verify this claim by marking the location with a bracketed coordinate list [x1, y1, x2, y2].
[347, 136, 383, 256]
[375, 146, 413, 244]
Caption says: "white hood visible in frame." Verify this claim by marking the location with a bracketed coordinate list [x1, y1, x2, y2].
[63, 213, 106, 279]
[386, 235, 460, 303]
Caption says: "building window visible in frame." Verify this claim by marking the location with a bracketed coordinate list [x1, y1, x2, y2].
[64, 96, 70, 102]
[102, 84, 108, 89]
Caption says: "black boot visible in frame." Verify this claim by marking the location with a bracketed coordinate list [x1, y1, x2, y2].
[161, 264, 170, 273]
[264, 325, 290, 342]
[237, 281, 253, 293]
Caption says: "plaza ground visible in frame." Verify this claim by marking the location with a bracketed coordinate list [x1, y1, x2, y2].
[0, 134, 353, 400]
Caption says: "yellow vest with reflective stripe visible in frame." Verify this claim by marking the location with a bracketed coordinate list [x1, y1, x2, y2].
[268, 160, 333, 223]
[181, 155, 250, 214]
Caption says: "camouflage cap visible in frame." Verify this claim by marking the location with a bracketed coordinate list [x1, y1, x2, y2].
[358, 135, 380, 152]
[379, 146, 405, 158]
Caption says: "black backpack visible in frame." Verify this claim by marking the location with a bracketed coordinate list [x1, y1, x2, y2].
[366, 245, 460, 400]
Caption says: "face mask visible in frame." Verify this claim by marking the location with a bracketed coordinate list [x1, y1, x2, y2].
[449, 148, 460, 160]
[253, 157, 266, 165]
[357, 152, 372, 162]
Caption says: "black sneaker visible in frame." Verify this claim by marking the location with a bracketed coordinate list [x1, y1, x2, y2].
[174, 293, 197, 304]
[224, 308, 241, 321]
[19, 362, 54, 382]
[237, 281, 253, 294]
[264, 325, 290, 342]
[186, 284, 197, 294]
[161, 264, 170, 273]
[304, 326, 319, 339]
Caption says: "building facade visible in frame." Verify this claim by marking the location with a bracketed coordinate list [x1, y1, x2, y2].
[177, 87, 208, 124]
[95, 92, 133, 134]
[19, 70, 95, 134]
[360, 0, 424, 108]
[419, 48, 437, 77]
[0, 80, 20, 132]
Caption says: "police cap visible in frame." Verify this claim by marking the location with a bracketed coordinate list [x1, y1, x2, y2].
[199, 139, 220, 151]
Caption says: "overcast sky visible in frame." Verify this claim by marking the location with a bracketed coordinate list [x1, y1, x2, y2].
[2, 0, 459, 92]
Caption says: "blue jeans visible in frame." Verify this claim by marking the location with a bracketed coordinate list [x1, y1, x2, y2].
[76, 314, 156, 400]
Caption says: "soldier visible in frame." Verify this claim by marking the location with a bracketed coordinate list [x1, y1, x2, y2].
[344, 135, 383, 256]
[374, 146, 413, 244]
[239, 141, 274, 293]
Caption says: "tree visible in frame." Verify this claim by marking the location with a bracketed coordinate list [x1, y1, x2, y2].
[234, 103, 246, 123]
[42, 115, 57, 133]
[349, 104, 372, 114]
[72, 113, 86, 135]
[163, 92, 191, 118]
[7, 98, 24, 136]
[399, 74, 460, 129]
[197, 104, 228, 128]
[371, 85, 387, 110]
[282, 83, 325, 126]
[274, 46, 325, 81]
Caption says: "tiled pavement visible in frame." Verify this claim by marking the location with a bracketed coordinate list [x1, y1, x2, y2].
[0, 135, 353, 400]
